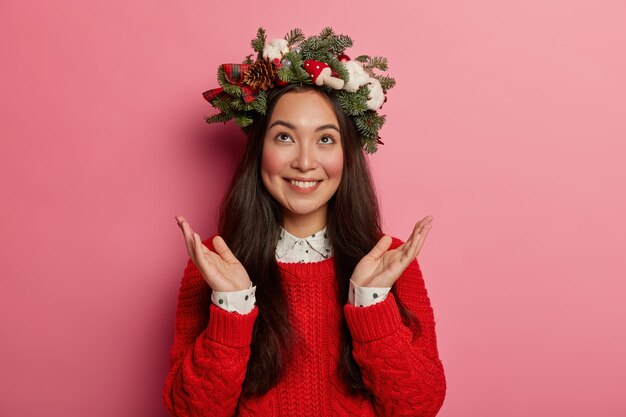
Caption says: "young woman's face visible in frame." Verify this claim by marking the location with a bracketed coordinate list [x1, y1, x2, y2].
[261, 90, 344, 233]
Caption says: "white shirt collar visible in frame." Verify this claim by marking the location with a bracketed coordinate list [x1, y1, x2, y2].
[276, 226, 333, 263]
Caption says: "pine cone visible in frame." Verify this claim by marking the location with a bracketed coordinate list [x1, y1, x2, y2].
[243, 59, 277, 91]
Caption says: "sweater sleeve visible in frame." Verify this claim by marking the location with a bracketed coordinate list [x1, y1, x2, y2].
[343, 238, 446, 417]
[162, 249, 258, 417]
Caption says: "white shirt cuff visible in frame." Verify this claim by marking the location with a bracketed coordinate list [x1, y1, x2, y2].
[349, 279, 391, 307]
[211, 284, 257, 315]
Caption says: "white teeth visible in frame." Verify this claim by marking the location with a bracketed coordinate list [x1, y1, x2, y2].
[290, 180, 318, 189]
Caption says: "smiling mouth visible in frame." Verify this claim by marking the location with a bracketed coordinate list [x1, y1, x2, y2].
[290, 179, 320, 188]
[285, 178, 322, 190]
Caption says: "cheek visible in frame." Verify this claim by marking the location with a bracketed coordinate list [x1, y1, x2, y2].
[261, 148, 283, 179]
[325, 152, 344, 181]
[261, 148, 285, 193]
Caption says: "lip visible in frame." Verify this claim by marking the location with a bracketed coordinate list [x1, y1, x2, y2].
[287, 177, 321, 182]
[284, 178, 322, 193]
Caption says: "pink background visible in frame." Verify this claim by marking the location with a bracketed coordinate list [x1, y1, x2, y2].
[2, 0, 625, 415]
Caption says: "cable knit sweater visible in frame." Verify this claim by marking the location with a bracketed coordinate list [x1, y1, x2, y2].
[162, 236, 446, 417]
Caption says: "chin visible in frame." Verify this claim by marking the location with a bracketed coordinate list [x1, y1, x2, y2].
[285, 205, 321, 217]
[282, 202, 326, 218]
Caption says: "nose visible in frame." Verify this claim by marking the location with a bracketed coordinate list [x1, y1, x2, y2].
[291, 142, 318, 172]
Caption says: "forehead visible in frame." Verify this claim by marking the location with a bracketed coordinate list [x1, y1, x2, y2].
[268, 90, 339, 129]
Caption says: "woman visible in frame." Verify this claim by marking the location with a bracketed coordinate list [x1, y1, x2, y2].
[163, 28, 446, 417]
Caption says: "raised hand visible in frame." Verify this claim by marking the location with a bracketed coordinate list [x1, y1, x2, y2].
[351, 216, 433, 288]
[175, 215, 252, 292]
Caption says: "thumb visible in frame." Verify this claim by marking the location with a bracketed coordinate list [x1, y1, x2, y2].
[367, 235, 392, 260]
[212, 235, 238, 263]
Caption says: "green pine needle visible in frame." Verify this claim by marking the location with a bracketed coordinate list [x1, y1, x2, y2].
[205, 112, 232, 124]
[284, 28, 305, 46]
[365, 56, 388, 71]
[251, 91, 267, 115]
[335, 89, 367, 116]
[363, 138, 379, 154]
[319, 27, 334, 39]
[327, 57, 349, 81]
[251, 27, 267, 55]
[376, 75, 396, 92]
[235, 116, 254, 128]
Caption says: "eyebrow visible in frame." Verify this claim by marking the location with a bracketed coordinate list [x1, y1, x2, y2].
[268, 120, 340, 133]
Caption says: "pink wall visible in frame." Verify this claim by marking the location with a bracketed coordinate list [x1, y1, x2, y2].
[2, 0, 625, 415]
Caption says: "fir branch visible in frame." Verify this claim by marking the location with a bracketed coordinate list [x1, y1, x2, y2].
[250, 27, 266, 56]
[354, 115, 369, 138]
[282, 51, 312, 84]
[238, 104, 255, 112]
[230, 98, 250, 111]
[362, 137, 379, 154]
[277, 66, 291, 82]
[223, 84, 243, 97]
[301, 49, 327, 62]
[336, 89, 367, 116]
[205, 112, 232, 124]
[330, 34, 353, 55]
[364, 56, 388, 71]
[216, 66, 229, 87]
[354, 55, 369, 62]
[299, 37, 320, 61]
[319, 27, 335, 39]
[293, 65, 312, 84]
[326, 56, 349, 81]
[299, 29, 352, 61]
[210, 95, 235, 114]
[318, 29, 352, 55]
[243, 54, 254, 64]
[250, 90, 267, 115]
[354, 112, 386, 139]
[370, 112, 386, 130]
[235, 115, 254, 128]
[376, 75, 396, 92]
[284, 28, 305, 46]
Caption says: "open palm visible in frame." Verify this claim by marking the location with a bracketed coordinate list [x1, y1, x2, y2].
[351, 216, 433, 288]
[175, 215, 252, 292]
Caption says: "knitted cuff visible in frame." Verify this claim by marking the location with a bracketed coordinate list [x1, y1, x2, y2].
[207, 303, 258, 347]
[344, 292, 402, 342]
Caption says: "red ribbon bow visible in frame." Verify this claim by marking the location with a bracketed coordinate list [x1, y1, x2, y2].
[202, 64, 257, 104]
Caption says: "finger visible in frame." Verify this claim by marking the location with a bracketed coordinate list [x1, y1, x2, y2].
[409, 221, 429, 248]
[175, 215, 190, 230]
[414, 222, 432, 253]
[411, 216, 433, 244]
[402, 219, 424, 251]
[407, 222, 432, 259]
[367, 235, 393, 260]
[192, 232, 208, 265]
[212, 236, 238, 263]
[402, 218, 432, 261]
[192, 235, 222, 288]
[179, 220, 197, 263]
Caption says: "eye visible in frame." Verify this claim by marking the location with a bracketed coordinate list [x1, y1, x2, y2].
[275, 133, 293, 143]
[318, 135, 336, 144]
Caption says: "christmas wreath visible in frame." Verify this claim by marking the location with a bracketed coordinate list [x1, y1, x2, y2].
[203, 27, 396, 154]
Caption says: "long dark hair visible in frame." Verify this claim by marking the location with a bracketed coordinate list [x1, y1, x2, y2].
[218, 84, 420, 397]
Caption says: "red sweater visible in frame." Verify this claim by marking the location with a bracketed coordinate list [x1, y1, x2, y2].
[162, 237, 446, 417]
